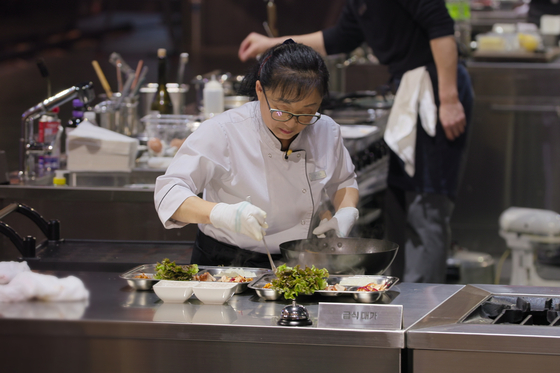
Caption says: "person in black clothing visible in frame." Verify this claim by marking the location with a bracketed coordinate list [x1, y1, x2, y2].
[238, 0, 474, 283]
[527, 0, 560, 27]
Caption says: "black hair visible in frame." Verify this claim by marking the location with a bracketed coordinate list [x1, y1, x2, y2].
[237, 39, 330, 102]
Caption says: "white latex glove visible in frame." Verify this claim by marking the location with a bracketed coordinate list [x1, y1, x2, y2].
[312, 207, 359, 238]
[209, 201, 268, 241]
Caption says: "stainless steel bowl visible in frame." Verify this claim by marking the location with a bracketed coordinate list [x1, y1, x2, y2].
[279, 237, 398, 275]
[120, 264, 160, 290]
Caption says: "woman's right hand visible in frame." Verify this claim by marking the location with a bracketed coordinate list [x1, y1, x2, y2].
[238, 32, 278, 62]
[209, 201, 268, 241]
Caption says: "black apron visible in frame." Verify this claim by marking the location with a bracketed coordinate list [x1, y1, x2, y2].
[192, 229, 281, 269]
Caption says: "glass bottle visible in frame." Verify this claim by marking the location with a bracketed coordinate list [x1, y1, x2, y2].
[151, 48, 174, 114]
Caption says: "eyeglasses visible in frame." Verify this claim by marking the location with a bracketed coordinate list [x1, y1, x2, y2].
[261, 86, 321, 125]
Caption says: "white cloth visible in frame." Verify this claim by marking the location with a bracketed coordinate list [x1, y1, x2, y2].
[0, 261, 30, 284]
[383, 66, 437, 177]
[155, 101, 358, 254]
[0, 271, 89, 303]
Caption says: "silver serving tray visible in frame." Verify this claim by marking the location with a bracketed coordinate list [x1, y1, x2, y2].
[120, 264, 269, 292]
[119, 264, 160, 290]
[197, 266, 271, 294]
[249, 273, 399, 303]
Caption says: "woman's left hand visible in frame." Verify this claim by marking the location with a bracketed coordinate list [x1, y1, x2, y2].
[312, 207, 359, 238]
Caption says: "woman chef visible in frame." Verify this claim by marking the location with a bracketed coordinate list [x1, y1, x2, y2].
[154, 40, 359, 268]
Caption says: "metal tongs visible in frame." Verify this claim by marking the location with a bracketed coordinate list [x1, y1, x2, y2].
[247, 196, 277, 272]
[262, 235, 277, 273]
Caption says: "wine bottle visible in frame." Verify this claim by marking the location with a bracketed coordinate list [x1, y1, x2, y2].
[151, 48, 174, 114]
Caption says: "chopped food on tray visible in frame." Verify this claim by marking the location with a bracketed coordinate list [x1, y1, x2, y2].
[221, 268, 257, 278]
[154, 258, 199, 281]
[134, 273, 150, 279]
[193, 272, 216, 282]
[218, 275, 253, 283]
[357, 282, 387, 292]
[339, 276, 380, 287]
[324, 284, 346, 292]
[270, 264, 329, 300]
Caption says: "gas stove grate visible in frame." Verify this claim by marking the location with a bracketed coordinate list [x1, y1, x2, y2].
[461, 295, 560, 326]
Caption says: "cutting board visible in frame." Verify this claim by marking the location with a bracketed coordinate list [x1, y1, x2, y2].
[471, 47, 560, 63]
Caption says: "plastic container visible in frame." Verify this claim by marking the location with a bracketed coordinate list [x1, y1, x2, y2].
[53, 170, 67, 186]
[141, 114, 201, 157]
[203, 75, 224, 119]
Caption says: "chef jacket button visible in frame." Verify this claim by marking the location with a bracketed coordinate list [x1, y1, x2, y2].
[302, 189, 307, 193]
[268, 153, 272, 158]
[301, 220, 305, 225]
[297, 154, 301, 158]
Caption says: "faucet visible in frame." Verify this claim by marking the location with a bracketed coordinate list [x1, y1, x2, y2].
[19, 81, 95, 182]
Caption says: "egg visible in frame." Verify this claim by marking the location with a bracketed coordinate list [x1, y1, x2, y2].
[170, 138, 186, 149]
[148, 137, 163, 154]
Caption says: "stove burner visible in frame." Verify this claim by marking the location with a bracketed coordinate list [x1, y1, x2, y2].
[463, 295, 560, 326]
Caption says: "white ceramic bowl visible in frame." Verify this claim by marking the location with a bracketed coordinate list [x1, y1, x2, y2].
[192, 282, 238, 305]
[153, 280, 199, 303]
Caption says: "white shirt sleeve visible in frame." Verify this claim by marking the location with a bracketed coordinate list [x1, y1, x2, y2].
[154, 119, 230, 229]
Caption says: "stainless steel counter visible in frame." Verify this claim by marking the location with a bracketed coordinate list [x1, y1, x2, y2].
[0, 270, 462, 373]
[0, 170, 198, 261]
[408, 284, 560, 373]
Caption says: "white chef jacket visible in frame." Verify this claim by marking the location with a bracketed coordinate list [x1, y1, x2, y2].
[154, 101, 358, 254]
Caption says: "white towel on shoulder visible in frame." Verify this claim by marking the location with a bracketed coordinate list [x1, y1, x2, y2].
[383, 66, 437, 177]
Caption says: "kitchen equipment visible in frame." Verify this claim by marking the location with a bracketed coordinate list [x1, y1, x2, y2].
[224, 95, 250, 110]
[265, 0, 278, 37]
[278, 301, 312, 326]
[279, 237, 398, 275]
[262, 236, 276, 272]
[19, 82, 95, 181]
[141, 113, 200, 158]
[177, 52, 189, 86]
[120, 264, 160, 290]
[250, 273, 399, 303]
[153, 280, 199, 303]
[194, 266, 270, 294]
[191, 71, 244, 113]
[499, 206, 560, 286]
[408, 284, 560, 373]
[94, 94, 139, 136]
[91, 61, 112, 98]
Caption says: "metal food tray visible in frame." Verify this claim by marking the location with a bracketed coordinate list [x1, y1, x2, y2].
[197, 266, 271, 294]
[119, 264, 160, 290]
[120, 264, 269, 292]
[249, 273, 399, 303]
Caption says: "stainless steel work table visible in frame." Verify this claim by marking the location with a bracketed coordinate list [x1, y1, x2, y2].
[0, 270, 462, 373]
[408, 284, 560, 373]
